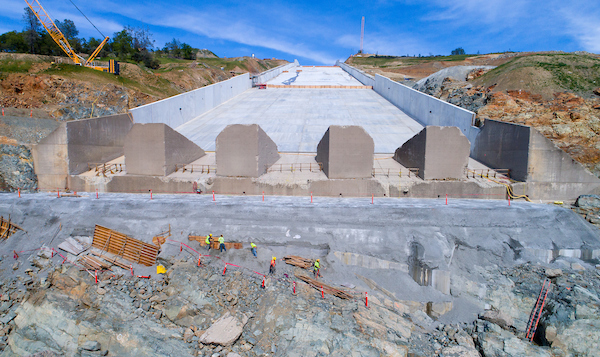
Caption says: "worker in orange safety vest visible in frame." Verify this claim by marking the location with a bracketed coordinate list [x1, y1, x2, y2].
[269, 256, 276, 275]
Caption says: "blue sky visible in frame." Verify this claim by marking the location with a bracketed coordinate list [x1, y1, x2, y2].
[2, 0, 600, 65]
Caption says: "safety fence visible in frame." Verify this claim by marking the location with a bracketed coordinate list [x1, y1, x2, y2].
[266, 163, 323, 173]
[88, 163, 125, 177]
[466, 168, 511, 179]
[174, 164, 217, 174]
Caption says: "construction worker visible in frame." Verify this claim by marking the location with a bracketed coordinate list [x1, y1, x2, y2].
[269, 256, 276, 275]
[250, 242, 257, 257]
[218, 234, 226, 252]
[313, 259, 321, 278]
[205, 234, 212, 251]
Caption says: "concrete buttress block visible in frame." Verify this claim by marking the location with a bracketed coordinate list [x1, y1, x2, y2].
[216, 124, 280, 177]
[124, 123, 205, 176]
[316, 125, 374, 179]
[394, 126, 470, 180]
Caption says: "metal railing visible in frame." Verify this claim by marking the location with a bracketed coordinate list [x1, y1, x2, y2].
[371, 168, 420, 178]
[88, 163, 125, 177]
[466, 168, 510, 179]
[266, 163, 323, 173]
[174, 164, 217, 174]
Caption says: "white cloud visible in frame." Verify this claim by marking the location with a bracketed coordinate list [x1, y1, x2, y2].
[561, 5, 600, 52]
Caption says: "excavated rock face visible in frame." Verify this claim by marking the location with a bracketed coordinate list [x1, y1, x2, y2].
[0, 144, 36, 192]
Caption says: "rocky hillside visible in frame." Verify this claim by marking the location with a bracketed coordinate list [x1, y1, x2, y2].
[0, 241, 598, 356]
[349, 52, 600, 177]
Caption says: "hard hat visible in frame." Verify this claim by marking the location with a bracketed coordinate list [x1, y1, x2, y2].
[316, 259, 320, 262]
[209, 234, 212, 237]
[273, 257, 277, 260]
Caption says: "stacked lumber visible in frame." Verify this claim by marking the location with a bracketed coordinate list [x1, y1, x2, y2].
[188, 235, 243, 249]
[152, 225, 171, 247]
[90, 251, 130, 270]
[92, 225, 159, 267]
[283, 255, 314, 269]
[0, 216, 24, 241]
[295, 273, 354, 299]
[79, 255, 112, 271]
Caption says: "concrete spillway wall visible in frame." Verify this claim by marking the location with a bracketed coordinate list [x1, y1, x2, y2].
[337, 63, 480, 147]
[252, 60, 299, 85]
[336, 61, 375, 87]
[129, 73, 252, 128]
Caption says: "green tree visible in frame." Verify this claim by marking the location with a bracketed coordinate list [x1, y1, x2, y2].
[451, 47, 465, 55]
[22, 7, 41, 53]
[180, 43, 195, 60]
[0, 31, 28, 53]
[112, 29, 133, 60]
[55, 19, 78, 41]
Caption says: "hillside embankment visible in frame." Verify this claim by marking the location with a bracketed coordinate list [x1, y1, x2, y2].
[0, 53, 286, 192]
[348, 52, 600, 177]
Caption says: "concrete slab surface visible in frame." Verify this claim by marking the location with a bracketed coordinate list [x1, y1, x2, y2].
[176, 88, 423, 153]
[266, 66, 363, 86]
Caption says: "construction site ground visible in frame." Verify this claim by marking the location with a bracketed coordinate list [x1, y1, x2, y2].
[0, 193, 599, 356]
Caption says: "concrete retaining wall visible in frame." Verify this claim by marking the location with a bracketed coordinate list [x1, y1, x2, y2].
[337, 63, 479, 145]
[373, 74, 480, 146]
[66, 114, 133, 175]
[316, 126, 374, 179]
[129, 74, 252, 128]
[472, 120, 600, 200]
[252, 60, 299, 85]
[336, 61, 375, 87]
[32, 114, 133, 189]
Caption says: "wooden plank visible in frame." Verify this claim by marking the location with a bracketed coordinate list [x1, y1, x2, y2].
[92, 225, 158, 266]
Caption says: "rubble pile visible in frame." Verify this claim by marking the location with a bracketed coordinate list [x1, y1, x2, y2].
[0, 242, 598, 356]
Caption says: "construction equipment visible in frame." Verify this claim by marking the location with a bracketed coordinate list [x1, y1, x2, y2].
[23, 0, 119, 74]
[525, 278, 552, 342]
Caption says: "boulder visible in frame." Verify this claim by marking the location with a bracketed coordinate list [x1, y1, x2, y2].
[545, 268, 563, 278]
[480, 310, 514, 330]
[81, 340, 101, 351]
[199, 312, 247, 346]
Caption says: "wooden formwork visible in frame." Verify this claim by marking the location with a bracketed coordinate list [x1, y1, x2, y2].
[92, 225, 159, 267]
[0, 216, 24, 241]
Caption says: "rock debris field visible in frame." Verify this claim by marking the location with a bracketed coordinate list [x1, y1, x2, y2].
[0, 192, 599, 356]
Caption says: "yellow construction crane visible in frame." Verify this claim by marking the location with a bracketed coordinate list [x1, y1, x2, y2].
[23, 0, 119, 74]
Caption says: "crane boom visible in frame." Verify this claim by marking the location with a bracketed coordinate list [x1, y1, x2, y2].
[23, 0, 84, 65]
[22, 0, 118, 74]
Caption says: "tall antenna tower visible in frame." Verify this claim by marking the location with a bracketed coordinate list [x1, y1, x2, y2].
[360, 16, 365, 54]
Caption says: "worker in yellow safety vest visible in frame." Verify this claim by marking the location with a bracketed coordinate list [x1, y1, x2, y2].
[269, 256, 276, 275]
[218, 235, 226, 252]
[313, 259, 321, 278]
[205, 234, 212, 251]
[250, 242, 257, 257]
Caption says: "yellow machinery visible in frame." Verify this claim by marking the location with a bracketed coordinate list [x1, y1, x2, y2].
[23, 0, 119, 74]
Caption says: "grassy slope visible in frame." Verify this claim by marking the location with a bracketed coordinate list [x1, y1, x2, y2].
[347, 54, 477, 68]
[1, 54, 285, 98]
[473, 53, 600, 99]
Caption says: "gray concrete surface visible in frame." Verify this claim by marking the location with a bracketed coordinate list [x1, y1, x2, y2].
[394, 126, 470, 180]
[31, 123, 68, 190]
[0, 193, 598, 309]
[471, 120, 531, 182]
[130, 74, 252, 128]
[65, 114, 134, 175]
[175, 87, 423, 153]
[472, 120, 600, 200]
[32, 114, 133, 189]
[216, 124, 280, 177]
[373, 74, 481, 147]
[336, 61, 375, 87]
[316, 126, 374, 179]
[124, 123, 205, 176]
[252, 60, 299, 85]
[266, 66, 364, 87]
